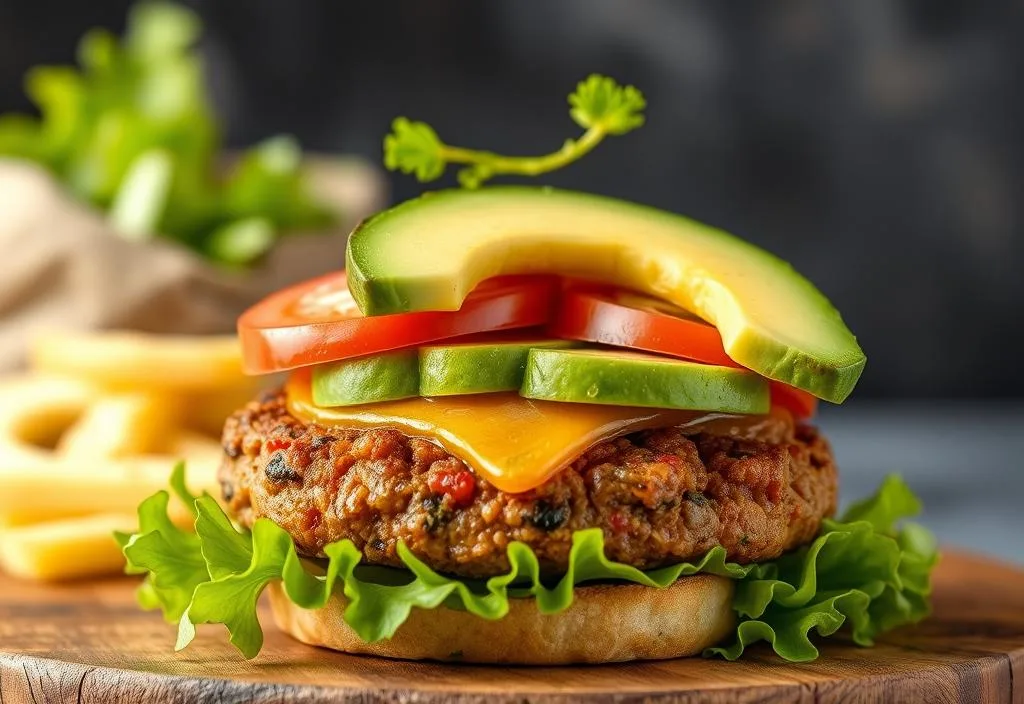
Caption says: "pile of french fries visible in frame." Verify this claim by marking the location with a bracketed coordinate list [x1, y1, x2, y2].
[0, 332, 259, 581]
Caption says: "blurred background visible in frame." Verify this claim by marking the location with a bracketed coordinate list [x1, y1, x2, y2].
[0, 0, 1020, 564]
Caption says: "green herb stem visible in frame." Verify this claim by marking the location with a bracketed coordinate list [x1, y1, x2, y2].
[384, 74, 646, 188]
[440, 127, 606, 186]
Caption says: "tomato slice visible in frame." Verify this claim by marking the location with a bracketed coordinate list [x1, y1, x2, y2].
[239, 272, 557, 374]
[550, 286, 733, 365]
[768, 383, 819, 419]
[550, 286, 818, 418]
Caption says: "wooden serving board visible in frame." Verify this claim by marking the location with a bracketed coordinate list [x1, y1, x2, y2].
[1, 550, 1022, 704]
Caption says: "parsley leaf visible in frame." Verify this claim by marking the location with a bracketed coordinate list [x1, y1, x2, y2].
[383, 118, 445, 182]
[569, 74, 647, 135]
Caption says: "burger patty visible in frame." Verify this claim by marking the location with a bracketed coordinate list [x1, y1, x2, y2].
[219, 390, 838, 578]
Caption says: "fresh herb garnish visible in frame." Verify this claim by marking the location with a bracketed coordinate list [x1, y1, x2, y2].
[0, 2, 334, 266]
[383, 74, 646, 188]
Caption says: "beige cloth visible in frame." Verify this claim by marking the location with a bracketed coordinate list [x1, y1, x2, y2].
[0, 157, 387, 372]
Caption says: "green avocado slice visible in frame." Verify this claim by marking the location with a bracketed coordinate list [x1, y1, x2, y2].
[419, 339, 576, 396]
[521, 348, 770, 413]
[312, 351, 419, 407]
[345, 187, 865, 403]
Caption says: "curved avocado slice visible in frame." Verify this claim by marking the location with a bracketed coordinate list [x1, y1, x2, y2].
[345, 187, 865, 403]
[312, 351, 419, 406]
[522, 348, 769, 413]
[419, 338, 575, 396]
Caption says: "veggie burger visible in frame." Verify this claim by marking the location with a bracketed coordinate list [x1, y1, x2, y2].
[121, 76, 937, 664]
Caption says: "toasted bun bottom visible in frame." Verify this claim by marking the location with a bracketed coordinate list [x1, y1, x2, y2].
[268, 575, 735, 665]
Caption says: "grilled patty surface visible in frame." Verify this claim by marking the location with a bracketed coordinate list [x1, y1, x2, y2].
[220, 390, 837, 578]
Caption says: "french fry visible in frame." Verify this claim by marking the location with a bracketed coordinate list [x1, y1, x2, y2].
[30, 332, 252, 393]
[56, 393, 180, 458]
[0, 376, 223, 529]
[0, 376, 96, 462]
[0, 333, 253, 581]
[0, 458, 220, 528]
[0, 513, 137, 581]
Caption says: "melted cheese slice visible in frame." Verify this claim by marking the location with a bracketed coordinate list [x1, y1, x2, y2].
[286, 370, 719, 493]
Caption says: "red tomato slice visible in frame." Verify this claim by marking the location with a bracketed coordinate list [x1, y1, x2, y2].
[551, 286, 735, 366]
[550, 286, 818, 418]
[768, 383, 819, 420]
[239, 272, 557, 374]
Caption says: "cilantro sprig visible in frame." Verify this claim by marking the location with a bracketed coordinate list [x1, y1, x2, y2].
[384, 74, 646, 188]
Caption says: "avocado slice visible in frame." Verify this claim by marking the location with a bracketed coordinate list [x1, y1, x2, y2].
[521, 348, 770, 413]
[345, 187, 865, 403]
[312, 351, 419, 406]
[419, 339, 576, 396]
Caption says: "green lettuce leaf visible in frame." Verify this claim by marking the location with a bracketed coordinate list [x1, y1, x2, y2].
[708, 476, 938, 661]
[121, 472, 936, 661]
[114, 463, 206, 621]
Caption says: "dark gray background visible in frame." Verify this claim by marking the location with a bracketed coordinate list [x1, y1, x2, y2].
[1, 1, 1021, 560]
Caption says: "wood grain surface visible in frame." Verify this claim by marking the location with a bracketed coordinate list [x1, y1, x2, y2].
[0, 550, 1022, 703]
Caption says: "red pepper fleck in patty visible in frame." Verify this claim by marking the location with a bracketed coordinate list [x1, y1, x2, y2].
[302, 507, 322, 531]
[428, 469, 477, 507]
[609, 510, 629, 533]
[266, 438, 292, 454]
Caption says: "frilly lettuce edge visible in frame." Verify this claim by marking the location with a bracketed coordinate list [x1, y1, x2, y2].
[116, 466, 937, 661]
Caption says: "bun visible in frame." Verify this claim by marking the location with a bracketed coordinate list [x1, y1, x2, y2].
[268, 575, 735, 664]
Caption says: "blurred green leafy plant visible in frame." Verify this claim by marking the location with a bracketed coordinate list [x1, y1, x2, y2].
[0, 2, 335, 266]
[384, 74, 646, 188]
